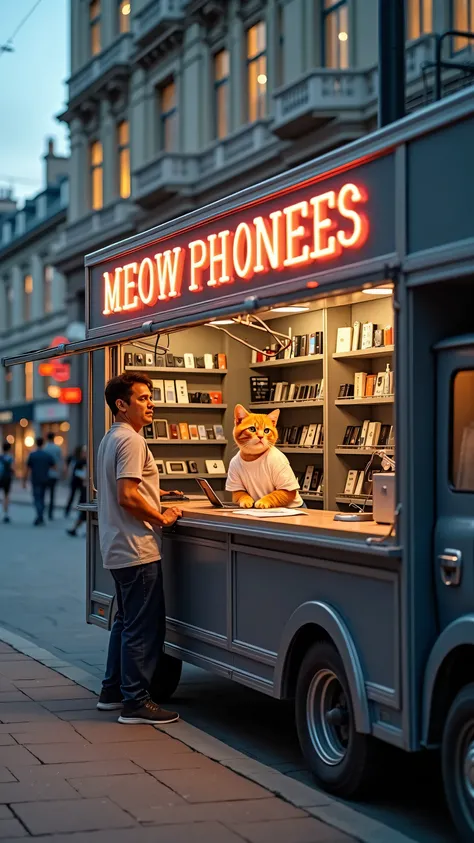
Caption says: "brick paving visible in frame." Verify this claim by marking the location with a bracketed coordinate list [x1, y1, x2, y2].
[0, 644, 359, 842]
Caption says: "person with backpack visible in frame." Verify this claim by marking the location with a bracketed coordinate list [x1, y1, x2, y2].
[0, 442, 14, 524]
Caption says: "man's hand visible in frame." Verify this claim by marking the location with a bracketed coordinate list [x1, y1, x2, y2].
[160, 506, 182, 526]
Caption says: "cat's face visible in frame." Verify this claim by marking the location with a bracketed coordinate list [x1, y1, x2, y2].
[233, 404, 279, 456]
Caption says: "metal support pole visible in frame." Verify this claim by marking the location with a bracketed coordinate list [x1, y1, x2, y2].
[378, 0, 406, 128]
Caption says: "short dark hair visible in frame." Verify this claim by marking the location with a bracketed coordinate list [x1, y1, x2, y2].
[47, 432, 55, 441]
[105, 372, 153, 417]
[2, 442, 11, 453]
[36, 437, 44, 448]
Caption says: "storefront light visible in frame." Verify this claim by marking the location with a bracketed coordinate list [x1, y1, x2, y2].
[48, 385, 61, 398]
[270, 306, 310, 314]
[19, 418, 28, 428]
[54, 435, 64, 446]
[338, 32, 348, 41]
[257, 74, 267, 85]
[60, 422, 70, 432]
[24, 436, 35, 448]
[208, 319, 234, 326]
[362, 287, 392, 296]
[6, 435, 14, 445]
[121, 2, 131, 13]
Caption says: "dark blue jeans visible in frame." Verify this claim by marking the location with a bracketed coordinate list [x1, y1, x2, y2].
[32, 483, 47, 520]
[102, 560, 166, 707]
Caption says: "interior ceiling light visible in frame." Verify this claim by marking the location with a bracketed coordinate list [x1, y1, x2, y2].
[338, 31, 348, 41]
[362, 287, 392, 295]
[208, 319, 235, 326]
[270, 305, 310, 314]
[122, 2, 131, 14]
[257, 74, 267, 85]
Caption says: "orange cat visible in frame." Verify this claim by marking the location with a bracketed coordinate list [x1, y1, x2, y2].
[226, 404, 303, 509]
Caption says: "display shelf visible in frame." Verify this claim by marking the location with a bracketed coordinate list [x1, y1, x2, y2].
[335, 447, 394, 455]
[335, 495, 373, 504]
[125, 366, 227, 375]
[160, 473, 227, 480]
[152, 403, 227, 409]
[301, 493, 324, 501]
[148, 439, 228, 445]
[332, 345, 394, 360]
[280, 447, 324, 454]
[335, 396, 394, 406]
[249, 400, 324, 409]
[250, 354, 323, 369]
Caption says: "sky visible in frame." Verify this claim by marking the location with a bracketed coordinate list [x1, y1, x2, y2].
[0, 0, 69, 205]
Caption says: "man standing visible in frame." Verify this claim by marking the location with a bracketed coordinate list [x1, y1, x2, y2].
[23, 438, 55, 526]
[44, 432, 63, 520]
[96, 371, 182, 725]
[0, 442, 14, 523]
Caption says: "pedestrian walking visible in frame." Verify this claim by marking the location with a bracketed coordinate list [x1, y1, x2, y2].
[96, 371, 182, 725]
[23, 438, 55, 526]
[0, 442, 14, 524]
[64, 445, 85, 517]
[44, 432, 63, 520]
[66, 448, 87, 537]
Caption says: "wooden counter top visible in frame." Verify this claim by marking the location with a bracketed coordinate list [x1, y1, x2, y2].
[163, 499, 395, 542]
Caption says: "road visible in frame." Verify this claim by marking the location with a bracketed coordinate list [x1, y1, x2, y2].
[0, 501, 456, 843]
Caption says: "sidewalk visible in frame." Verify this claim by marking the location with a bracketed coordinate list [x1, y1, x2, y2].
[9, 482, 69, 510]
[0, 643, 359, 843]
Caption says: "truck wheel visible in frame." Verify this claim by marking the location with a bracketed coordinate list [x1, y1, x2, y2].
[295, 641, 378, 798]
[150, 653, 183, 703]
[442, 683, 474, 842]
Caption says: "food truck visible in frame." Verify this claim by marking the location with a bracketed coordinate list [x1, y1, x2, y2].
[4, 87, 474, 841]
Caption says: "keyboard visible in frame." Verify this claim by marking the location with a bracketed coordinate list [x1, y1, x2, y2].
[161, 493, 189, 502]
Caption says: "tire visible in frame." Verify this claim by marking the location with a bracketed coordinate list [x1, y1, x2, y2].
[442, 683, 474, 842]
[150, 653, 183, 703]
[295, 641, 379, 798]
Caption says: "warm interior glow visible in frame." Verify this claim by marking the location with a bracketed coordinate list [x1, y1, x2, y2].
[19, 418, 28, 428]
[121, 2, 130, 13]
[257, 74, 267, 84]
[6, 435, 14, 445]
[24, 436, 35, 448]
[54, 436, 64, 445]
[60, 422, 70, 431]
[338, 31, 348, 41]
[48, 385, 61, 398]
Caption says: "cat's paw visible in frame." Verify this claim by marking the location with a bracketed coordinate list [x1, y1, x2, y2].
[239, 495, 255, 508]
[255, 497, 273, 509]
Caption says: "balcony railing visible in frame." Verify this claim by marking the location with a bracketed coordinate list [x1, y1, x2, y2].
[69, 34, 133, 101]
[198, 121, 279, 177]
[135, 0, 185, 43]
[133, 154, 198, 202]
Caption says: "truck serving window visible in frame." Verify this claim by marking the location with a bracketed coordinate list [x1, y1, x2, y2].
[451, 369, 474, 491]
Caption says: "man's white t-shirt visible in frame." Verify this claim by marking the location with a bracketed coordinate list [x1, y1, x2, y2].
[226, 447, 303, 507]
[97, 422, 162, 569]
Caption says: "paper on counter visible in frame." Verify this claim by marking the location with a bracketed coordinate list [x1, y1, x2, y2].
[232, 508, 309, 518]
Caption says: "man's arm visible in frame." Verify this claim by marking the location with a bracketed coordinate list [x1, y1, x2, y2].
[117, 478, 181, 527]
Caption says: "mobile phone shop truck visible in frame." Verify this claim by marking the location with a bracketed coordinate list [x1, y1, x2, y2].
[4, 88, 474, 841]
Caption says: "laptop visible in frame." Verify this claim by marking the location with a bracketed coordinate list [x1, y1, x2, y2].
[194, 477, 239, 509]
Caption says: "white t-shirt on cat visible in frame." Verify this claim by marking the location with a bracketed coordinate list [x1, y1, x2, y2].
[226, 447, 303, 508]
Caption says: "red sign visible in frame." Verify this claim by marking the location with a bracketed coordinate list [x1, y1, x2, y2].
[52, 363, 71, 383]
[102, 183, 369, 317]
[38, 363, 53, 377]
[58, 387, 82, 404]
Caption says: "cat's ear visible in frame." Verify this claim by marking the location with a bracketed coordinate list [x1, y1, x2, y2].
[234, 404, 249, 424]
[267, 409, 280, 426]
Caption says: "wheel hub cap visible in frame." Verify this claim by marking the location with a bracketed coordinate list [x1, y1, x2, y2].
[306, 669, 349, 766]
[463, 741, 474, 799]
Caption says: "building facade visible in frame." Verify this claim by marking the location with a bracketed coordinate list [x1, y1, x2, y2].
[0, 142, 71, 474]
[58, 0, 474, 443]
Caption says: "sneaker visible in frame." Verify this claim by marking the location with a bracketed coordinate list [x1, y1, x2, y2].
[97, 688, 122, 711]
[118, 700, 179, 725]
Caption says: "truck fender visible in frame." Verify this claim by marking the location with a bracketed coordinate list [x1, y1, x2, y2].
[273, 600, 371, 734]
[422, 614, 474, 745]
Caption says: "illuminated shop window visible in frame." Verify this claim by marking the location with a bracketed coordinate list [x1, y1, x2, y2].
[89, 0, 101, 56]
[90, 140, 103, 211]
[159, 81, 177, 152]
[247, 21, 267, 122]
[118, 0, 131, 33]
[452, 0, 474, 51]
[406, 0, 433, 40]
[117, 121, 130, 199]
[214, 50, 230, 139]
[323, 0, 349, 69]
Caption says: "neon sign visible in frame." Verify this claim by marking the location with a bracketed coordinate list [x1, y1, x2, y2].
[102, 183, 368, 316]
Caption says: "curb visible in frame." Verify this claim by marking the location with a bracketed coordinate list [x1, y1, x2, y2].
[0, 624, 417, 843]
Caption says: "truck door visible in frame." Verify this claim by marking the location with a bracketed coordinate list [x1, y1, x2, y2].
[435, 341, 474, 630]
